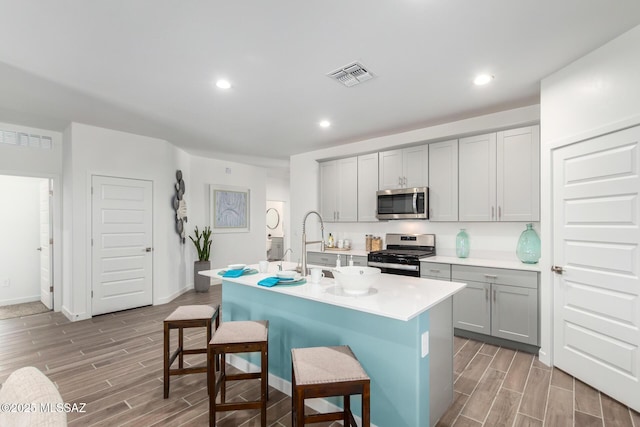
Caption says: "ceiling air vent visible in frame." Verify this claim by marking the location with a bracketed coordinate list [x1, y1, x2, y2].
[327, 61, 374, 87]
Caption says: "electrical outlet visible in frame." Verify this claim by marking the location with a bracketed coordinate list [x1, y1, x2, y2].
[0, 278, 10, 288]
[421, 331, 429, 358]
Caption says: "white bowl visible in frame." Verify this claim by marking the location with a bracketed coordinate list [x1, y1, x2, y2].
[228, 263, 246, 271]
[276, 270, 297, 280]
[332, 266, 381, 295]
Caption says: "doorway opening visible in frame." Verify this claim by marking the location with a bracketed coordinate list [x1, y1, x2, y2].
[0, 174, 53, 320]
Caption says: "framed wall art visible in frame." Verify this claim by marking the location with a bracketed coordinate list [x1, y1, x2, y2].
[210, 184, 250, 233]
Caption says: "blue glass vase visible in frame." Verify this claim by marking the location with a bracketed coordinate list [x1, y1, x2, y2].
[456, 229, 470, 258]
[516, 223, 541, 264]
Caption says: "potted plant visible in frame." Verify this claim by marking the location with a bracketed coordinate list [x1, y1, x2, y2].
[190, 226, 212, 292]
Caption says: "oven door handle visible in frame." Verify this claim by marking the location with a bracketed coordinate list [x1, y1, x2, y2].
[413, 192, 418, 214]
[368, 261, 419, 272]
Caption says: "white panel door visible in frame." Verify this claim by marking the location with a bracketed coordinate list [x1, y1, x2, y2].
[92, 176, 153, 316]
[39, 179, 52, 309]
[378, 149, 403, 190]
[337, 157, 358, 222]
[553, 125, 640, 412]
[403, 144, 428, 188]
[319, 160, 337, 221]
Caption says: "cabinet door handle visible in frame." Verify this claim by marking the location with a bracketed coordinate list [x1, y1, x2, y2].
[484, 274, 498, 280]
[498, 206, 502, 220]
[485, 288, 489, 301]
[404, 177, 407, 186]
[491, 206, 495, 220]
[398, 177, 402, 186]
[429, 269, 441, 273]
[493, 289, 497, 303]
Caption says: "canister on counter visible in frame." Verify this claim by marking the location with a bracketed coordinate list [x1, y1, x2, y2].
[365, 234, 372, 252]
[371, 236, 382, 251]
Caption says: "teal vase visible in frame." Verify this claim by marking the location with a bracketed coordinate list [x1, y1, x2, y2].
[456, 229, 470, 258]
[516, 223, 541, 264]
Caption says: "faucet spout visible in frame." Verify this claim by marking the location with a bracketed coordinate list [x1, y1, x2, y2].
[279, 248, 293, 271]
[301, 210, 325, 276]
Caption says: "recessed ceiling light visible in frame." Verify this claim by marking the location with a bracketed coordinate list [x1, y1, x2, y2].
[215, 79, 231, 89]
[319, 120, 331, 128]
[474, 74, 494, 86]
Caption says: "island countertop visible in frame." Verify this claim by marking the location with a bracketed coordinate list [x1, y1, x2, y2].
[200, 261, 466, 322]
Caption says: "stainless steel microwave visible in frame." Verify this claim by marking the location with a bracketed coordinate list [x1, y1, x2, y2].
[376, 187, 429, 220]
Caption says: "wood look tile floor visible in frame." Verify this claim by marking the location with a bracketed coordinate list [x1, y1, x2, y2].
[0, 289, 637, 427]
[437, 336, 640, 427]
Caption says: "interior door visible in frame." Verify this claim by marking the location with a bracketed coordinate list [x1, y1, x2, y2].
[39, 179, 52, 309]
[92, 176, 153, 316]
[552, 125, 640, 412]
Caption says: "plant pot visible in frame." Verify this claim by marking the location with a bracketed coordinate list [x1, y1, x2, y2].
[194, 260, 211, 292]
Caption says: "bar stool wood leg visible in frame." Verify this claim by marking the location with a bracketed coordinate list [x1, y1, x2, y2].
[163, 304, 220, 399]
[208, 320, 269, 427]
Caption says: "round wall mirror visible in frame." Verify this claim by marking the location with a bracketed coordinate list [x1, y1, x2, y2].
[266, 208, 280, 230]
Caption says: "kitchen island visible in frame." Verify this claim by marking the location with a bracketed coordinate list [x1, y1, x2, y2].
[201, 262, 466, 426]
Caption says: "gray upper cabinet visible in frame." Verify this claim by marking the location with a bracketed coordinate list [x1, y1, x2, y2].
[378, 145, 428, 190]
[428, 139, 458, 221]
[357, 153, 379, 222]
[459, 125, 540, 222]
[497, 126, 540, 221]
[319, 157, 358, 222]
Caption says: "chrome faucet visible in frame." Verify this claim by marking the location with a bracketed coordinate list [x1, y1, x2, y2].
[301, 210, 325, 276]
[279, 248, 293, 271]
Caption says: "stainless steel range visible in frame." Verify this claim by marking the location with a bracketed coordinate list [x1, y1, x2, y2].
[367, 233, 435, 277]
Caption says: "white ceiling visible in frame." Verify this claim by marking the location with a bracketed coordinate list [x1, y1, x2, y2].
[1, 1, 639, 166]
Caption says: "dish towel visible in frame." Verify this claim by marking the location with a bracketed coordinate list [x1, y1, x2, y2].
[258, 277, 294, 287]
[223, 269, 246, 278]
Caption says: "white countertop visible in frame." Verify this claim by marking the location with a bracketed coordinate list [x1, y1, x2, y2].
[200, 261, 466, 322]
[421, 256, 542, 272]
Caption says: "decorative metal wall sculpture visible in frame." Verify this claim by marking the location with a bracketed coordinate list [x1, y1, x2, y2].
[173, 170, 188, 243]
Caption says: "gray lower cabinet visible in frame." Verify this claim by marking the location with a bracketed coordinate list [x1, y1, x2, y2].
[306, 252, 367, 268]
[452, 265, 539, 346]
[420, 261, 451, 281]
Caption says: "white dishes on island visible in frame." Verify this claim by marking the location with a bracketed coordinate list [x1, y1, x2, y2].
[276, 270, 297, 280]
[332, 266, 381, 295]
[228, 263, 246, 271]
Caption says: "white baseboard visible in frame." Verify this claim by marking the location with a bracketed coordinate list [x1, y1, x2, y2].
[227, 354, 373, 426]
[61, 306, 90, 322]
[0, 294, 40, 307]
[155, 286, 192, 305]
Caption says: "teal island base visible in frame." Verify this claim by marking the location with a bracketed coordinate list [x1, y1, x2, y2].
[221, 280, 454, 426]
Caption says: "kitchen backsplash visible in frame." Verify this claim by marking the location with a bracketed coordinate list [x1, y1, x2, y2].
[323, 221, 540, 261]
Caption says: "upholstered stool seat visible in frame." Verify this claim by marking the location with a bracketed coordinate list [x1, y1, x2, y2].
[163, 304, 220, 398]
[291, 345, 370, 426]
[208, 320, 269, 427]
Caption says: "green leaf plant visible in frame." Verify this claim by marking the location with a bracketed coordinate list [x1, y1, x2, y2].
[189, 226, 212, 261]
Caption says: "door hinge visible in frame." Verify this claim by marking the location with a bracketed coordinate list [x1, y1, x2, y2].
[49, 190, 53, 196]
[49, 286, 53, 292]
[91, 290, 93, 298]
[551, 265, 564, 274]
[91, 238, 94, 246]
[49, 238, 53, 245]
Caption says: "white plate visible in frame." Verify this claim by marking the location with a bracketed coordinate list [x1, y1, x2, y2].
[228, 263, 246, 270]
[276, 270, 297, 280]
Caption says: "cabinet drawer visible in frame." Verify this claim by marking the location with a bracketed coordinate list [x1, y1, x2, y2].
[420, 262, 451, 280]
[351, 255, 368, 267]
[306, 252, 335, 267]
[451, 265, 537, 289]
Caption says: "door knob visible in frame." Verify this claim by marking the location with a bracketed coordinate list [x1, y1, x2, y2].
[145, 247, 152, 252]
[551, 265, 564, 274]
